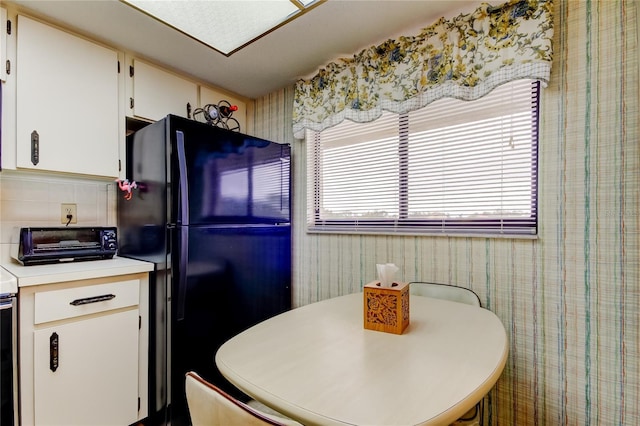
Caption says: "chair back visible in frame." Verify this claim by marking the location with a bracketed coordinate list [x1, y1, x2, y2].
[409, 282, 481, 307]
[185, 371, 287, 426]
[408, 283, 484, 425]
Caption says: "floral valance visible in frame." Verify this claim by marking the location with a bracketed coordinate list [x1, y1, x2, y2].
[292, 0, 553, 139]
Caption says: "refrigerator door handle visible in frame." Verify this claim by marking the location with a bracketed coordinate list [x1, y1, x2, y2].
[176, 131, 189, 226]
[176, 130, 190, 320]
[177, 226, 189, 321]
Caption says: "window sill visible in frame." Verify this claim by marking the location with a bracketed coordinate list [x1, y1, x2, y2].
[306, 228, 539, 240]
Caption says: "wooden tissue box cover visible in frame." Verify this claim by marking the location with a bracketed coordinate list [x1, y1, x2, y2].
[363, 281, 410, 334]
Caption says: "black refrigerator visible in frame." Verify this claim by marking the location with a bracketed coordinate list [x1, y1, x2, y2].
[117, 115, 292, 426]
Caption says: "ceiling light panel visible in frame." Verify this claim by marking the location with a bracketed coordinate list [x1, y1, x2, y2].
[122, 0, 306, 55]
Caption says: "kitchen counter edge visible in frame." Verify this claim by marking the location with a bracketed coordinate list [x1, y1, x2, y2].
[1, 256, 154, 287]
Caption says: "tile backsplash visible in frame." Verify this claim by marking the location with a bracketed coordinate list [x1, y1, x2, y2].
[0, 170, 117, 262]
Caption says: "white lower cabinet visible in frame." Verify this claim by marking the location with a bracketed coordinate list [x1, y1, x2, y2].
[19, 273, 149, 426]
[33, 310, 139, 425]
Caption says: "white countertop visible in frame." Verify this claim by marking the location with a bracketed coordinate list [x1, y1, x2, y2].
[1, 256, 154, 287]
[0, 266, 18, 294]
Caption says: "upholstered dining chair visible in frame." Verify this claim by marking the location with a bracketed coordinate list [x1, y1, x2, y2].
[409, 282, 484, 426]
[185, 371, 302, 426]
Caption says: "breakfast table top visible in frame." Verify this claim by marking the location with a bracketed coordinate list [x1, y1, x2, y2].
[216, 292, 508, 426]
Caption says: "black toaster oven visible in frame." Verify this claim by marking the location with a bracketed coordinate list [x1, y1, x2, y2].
[11, 227, 118, 266]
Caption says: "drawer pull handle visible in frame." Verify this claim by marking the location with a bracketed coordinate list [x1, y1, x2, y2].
[70, 294, 116, 306]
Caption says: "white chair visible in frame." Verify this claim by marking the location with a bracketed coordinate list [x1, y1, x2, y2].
[409, 281, 481, 307]
[409, 282, 484, 426]
[185, 371, 301, 426]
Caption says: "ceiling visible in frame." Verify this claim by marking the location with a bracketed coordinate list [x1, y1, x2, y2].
[7, 0, 479, 100]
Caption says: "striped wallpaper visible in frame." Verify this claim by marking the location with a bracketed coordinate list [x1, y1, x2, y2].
[251, 0, 639, 424]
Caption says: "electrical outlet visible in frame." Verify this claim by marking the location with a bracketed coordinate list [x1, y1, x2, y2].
[61, 203, 77, 224]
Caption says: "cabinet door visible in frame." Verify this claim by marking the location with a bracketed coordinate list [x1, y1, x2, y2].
[0, 7, 6, 82]
[131, 59, 198, 121]
[33, 309, 139, 426]
[16, 15, 120, 177]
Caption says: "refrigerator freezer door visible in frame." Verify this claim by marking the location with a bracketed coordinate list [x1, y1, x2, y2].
[170, 119, 290, 226]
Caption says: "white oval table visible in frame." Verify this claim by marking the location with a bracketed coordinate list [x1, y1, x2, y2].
[216, 293, 508, 426]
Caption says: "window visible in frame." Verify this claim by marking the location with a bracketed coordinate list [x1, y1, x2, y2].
[307, 80, 540, 236]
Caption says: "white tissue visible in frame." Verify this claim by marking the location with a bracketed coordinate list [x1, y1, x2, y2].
[376, 263, 399, 287]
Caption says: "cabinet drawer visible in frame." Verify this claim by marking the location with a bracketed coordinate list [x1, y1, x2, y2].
[34, 280, 139, 324]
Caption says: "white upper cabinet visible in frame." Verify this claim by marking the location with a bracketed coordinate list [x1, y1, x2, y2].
[16, 15, 120, 177]
[128, 58, 198, 121]
[1, 7, 7, 82]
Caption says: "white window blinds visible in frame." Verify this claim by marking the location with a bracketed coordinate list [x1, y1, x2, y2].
[307, 80, 540, 236]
